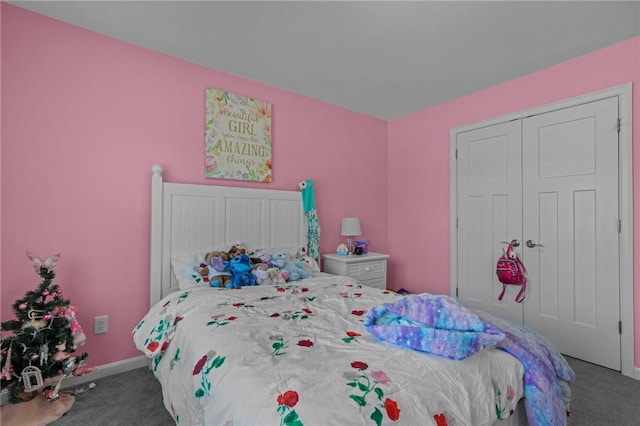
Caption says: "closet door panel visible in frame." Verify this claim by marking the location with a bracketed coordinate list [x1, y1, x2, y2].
[522, 96, 620, 370]
[537, 192, 559, 318]
[456, 121, 523, 326]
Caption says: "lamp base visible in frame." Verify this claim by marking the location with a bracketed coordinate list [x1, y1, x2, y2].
[346, 237, 354, 255]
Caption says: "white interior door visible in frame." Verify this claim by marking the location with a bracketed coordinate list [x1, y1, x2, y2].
[521, 97, 620, 370]
[455, 96, 621, 371]
[456, 121, 523, 326]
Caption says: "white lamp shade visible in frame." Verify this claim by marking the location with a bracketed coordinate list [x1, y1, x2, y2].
[341, 218, 361, 236]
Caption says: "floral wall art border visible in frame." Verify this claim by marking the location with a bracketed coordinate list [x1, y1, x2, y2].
[205, 88, 272, 182]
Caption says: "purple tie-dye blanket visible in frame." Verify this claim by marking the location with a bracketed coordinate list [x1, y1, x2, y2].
[476, 310, 575, 426]
[363, 294, 505, 360]
[364, 294, 575, 426]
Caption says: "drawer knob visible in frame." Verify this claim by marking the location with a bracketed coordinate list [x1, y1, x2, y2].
[364, 266, 371, 272]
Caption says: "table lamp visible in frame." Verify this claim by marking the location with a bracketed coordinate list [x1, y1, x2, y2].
[341, 218, 361, 255]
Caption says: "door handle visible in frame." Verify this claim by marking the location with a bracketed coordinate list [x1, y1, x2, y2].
[526, 240, 544, 248]
[501, 239, 520, 247]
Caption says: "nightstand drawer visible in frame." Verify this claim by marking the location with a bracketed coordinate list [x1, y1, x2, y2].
[346, 260, 386, 280]
[358, 277, 386, 289]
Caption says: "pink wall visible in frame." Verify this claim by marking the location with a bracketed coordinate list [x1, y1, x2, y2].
[0, 4, 388, 367]
[387, 36, 640, 368]
[2, 4, 639, 372]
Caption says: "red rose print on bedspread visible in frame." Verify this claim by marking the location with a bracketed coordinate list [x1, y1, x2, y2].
[277, 390, 303, 426]
[346, 361, 400, 425]
[297, 339, 314, 347]
[343, 331, 362, 344]
[278, 390, 299, 407]
[433, 413, 448, 426]
[193, 351, 226, 399]
[385, 398, 401, 421]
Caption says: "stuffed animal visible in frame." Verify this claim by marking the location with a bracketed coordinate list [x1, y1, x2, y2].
[269, 250, 288, 269]
[229, 254, 257, 288]
[267, 268, 287, 286]
[227, 243, 247, 259]
[202, 251, 232, 288]
[230, 243, 263, 264]
[252, 263, 272, 285]
[256, 252, 272, 265]
[282, 258, 309, 282]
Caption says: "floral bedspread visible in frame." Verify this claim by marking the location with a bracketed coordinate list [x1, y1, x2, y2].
[133, 275, 524, 426]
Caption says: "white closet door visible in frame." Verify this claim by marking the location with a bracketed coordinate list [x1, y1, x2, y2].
[522, 97, 620, 370]
[456, 121, 523, 326]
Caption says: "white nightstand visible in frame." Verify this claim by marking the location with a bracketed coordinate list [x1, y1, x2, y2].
[322, 252, 390, 289]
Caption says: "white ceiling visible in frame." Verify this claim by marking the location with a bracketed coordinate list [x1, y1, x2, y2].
[8, 1, 640, 120]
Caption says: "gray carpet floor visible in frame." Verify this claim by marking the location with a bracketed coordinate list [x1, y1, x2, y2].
[43, 356, 640, 425]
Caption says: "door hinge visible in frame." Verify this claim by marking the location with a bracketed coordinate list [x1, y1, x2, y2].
[456, 287, 459, 297]
[619, 321, 622, 335]
[455, 149, 458, 160]
[617, 219, 622, 233]
[617, 118, 621, 133]
[456, 217, 458, 229]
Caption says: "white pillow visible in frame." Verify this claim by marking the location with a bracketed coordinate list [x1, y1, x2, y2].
[171, 256, 212, 289]
[299, 256, 321, 274]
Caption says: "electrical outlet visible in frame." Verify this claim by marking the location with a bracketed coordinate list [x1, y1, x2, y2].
[94, 315, 108, 335]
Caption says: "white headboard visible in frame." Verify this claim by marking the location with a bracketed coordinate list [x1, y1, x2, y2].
[149, 165, 306, 307]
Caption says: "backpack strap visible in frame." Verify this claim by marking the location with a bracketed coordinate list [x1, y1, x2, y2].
[514, 255, 527, 303]
[498, 283, 507, 301]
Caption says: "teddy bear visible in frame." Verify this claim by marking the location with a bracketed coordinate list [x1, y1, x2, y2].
[229, 254, 257, 288]
[230, 243, 263, 265]
[227, 244, 246, 259]
[269, 250, 288, 269]
[200, 251, 232, 288]
[282, 258, 309, 281]
[256, 252, 272, 265]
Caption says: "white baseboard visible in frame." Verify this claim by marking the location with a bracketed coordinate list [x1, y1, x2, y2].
[1, 355, 149, 406]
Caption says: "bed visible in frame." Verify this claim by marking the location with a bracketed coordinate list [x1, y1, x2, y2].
[133, 165, 574, 426]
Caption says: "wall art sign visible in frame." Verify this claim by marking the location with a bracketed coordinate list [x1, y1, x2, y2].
[205, 88, 272, 182]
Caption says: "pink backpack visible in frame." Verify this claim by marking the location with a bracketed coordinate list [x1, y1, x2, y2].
[496, 243, 526, 303]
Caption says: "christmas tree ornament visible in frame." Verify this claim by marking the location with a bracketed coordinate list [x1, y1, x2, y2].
[1, 347, 14, 380]
[72, 361, 97, 376]
[42, 377, 63, 401]
[25, 310, 46, 329]
[62, 358, 75, 375]
[21, 365, 44, 392]
[53, 342, 69, 362]
[39, 344, 49, 366]
[25, 250, 60, 273]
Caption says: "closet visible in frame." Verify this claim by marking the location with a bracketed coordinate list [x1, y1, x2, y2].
[451, 86, 631, 371]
